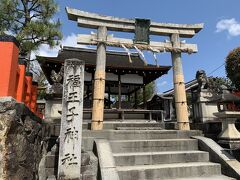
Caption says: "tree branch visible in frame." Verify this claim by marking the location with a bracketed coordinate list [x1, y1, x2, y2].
[14, 19, 25, 26]
[30, 13, 41, 20]
[20, 0, 27, 13]
[32, 4, 40, 12]
[34, 9, 43, 14]
[29, 0, 38, 11]
[21, 36, 38, 41]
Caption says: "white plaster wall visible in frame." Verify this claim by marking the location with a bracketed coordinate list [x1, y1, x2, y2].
[85, 72, 143, 85]
[106, 73, 118, 81]
[121, 74, 143, 84]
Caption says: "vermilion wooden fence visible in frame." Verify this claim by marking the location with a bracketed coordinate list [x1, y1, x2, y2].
[0, 35, 41, 117]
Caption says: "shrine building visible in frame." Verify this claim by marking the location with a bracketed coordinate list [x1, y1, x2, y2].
[37, 46, 171, 121]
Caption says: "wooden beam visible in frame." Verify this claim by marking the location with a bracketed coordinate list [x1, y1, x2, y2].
[66, 7, 133, 24]
[150, 22, 203, 33]
[150, 27, 195, 37]
[77, 18, 134, 33]
[66, 7, 204, 38]
[77, 34, 198, 53]
[77, 19, 196, 37]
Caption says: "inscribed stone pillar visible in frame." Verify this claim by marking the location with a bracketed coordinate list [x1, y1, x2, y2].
[58, 59, 84, 180]
[171, 34, 190, 130]
[91, 26, 107, 130]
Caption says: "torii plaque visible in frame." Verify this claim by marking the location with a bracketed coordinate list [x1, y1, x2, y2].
[66, 7, 203, 130]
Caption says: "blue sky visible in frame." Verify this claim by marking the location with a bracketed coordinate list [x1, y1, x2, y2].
[39, 0, 240, 93]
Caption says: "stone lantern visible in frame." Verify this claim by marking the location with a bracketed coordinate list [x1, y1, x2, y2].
[214, 90, 240, 149]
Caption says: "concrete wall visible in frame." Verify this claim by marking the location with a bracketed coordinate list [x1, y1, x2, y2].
[0, 97, 45, 180]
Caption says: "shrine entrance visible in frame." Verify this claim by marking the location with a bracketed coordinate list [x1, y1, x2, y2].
[66, 7, 203, 130]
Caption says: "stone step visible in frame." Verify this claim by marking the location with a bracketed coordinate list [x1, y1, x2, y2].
[116, 162, 221, 180]
[82, 130, 202, 140]
[84, 119, 158, 122]
[166, 175, 235, 180]
[81, 130, 201, 151]
[86, 121, 163, 130]
[116, 127, 163, 130]
[50, 121, 165, 136]
[110, 139, 198, 153]
[113, 150, 209, 166]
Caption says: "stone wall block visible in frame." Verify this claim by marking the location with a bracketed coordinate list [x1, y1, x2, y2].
[81, 150, 91, 166]
[0, 97, 44, 180]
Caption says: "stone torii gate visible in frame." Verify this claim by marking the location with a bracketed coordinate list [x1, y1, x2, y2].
[66, 7, 203, 130]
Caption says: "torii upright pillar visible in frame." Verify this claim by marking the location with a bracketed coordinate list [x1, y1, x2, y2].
[171, 34, 190, 130]
[91, 26, 107, 130]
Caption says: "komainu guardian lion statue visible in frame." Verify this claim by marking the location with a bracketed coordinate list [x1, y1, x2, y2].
[196, 70, 209, 91]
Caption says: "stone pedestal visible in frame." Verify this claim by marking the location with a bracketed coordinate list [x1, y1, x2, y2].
[214, 111, 240, 149]
[193, 90, 219, 123]
[44, 98, 62, 122]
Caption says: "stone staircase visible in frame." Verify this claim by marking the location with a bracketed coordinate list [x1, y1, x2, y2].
[110, 138, 233, 180]
[43, 120, 235, 180]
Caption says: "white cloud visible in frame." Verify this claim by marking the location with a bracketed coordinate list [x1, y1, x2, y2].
[61, 33, 81, 47]
[157, 81, 167, 87]
[30, 33, 86, 82]
[32, 33, 84, 59]
[33, 44, 59, 58]
[216, 18, 240, 36]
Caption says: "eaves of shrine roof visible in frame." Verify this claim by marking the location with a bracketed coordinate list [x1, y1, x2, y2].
[161, 79, 198, 97]
[36, 46, 171, 71]
[36, 46, 171, 85]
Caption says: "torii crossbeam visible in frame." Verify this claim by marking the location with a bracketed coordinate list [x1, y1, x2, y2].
[66, 7, 204, 130]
